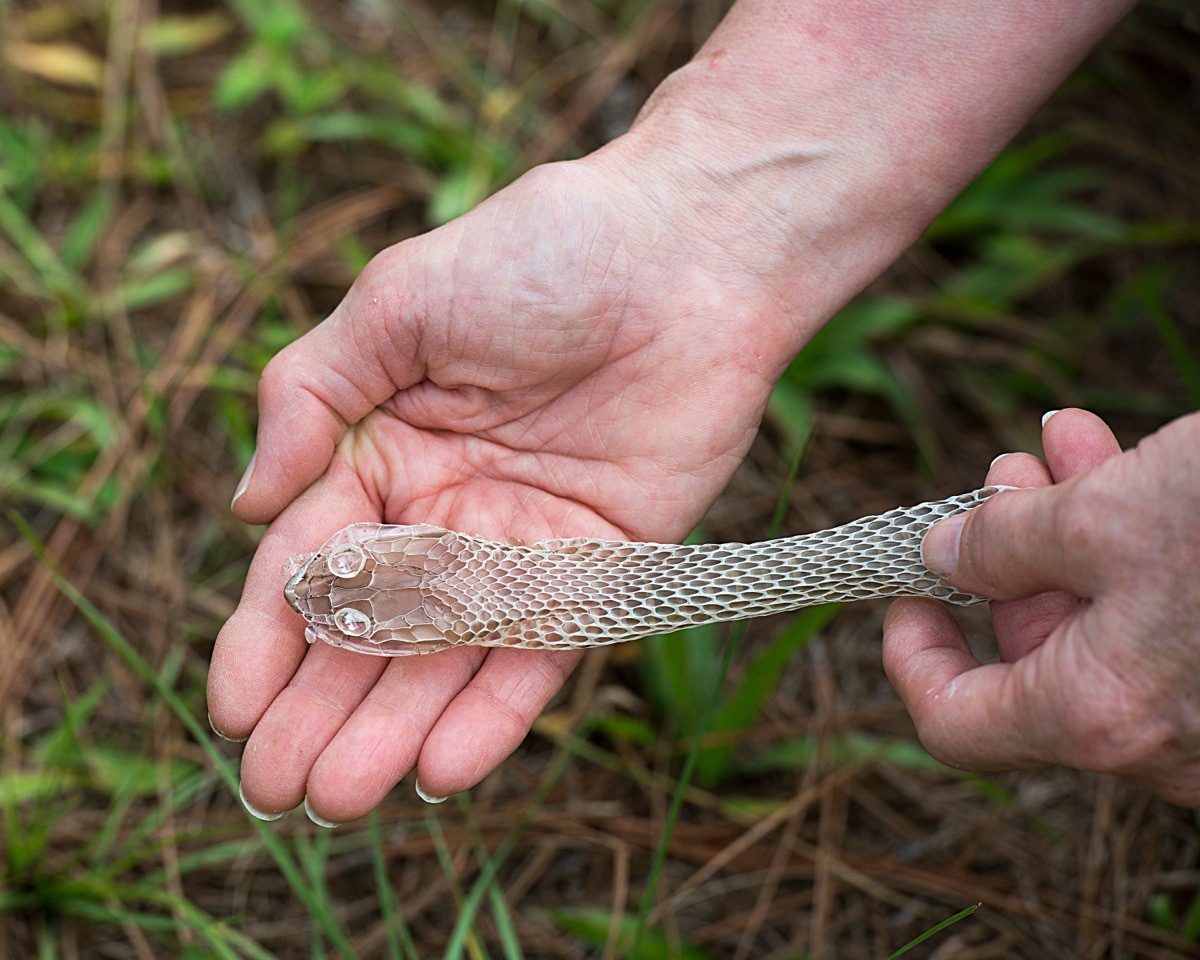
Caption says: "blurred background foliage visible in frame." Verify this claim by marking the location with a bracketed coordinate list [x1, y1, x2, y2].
[1, 0, 1198, 957]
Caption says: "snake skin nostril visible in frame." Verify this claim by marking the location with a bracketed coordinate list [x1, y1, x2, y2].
[284, 489, 1006, 657]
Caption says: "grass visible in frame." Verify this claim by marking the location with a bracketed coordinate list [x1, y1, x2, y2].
[2, 0, 1199, 958]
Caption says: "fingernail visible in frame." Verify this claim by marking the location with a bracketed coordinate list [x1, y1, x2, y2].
[988, 453, 1010, 470]
[304, 797, 340, 829]
[1041, 410, 1061, 428]
[231, 450, 256, 509]
[415, 780, 448, 804]
[922, 513, 967, 578]
[208, 710, 248, 743]
[239, 783, 283, 821]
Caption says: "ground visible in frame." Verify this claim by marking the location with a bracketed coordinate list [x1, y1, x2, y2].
[1, 1, 1199, 957]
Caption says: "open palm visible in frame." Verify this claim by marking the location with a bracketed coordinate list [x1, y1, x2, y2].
[207, 158, 802, 822]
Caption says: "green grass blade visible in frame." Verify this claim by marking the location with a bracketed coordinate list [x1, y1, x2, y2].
[699, 603, 840, 783]
[638, 623, 719, 737]
[296, 827, 334, 959]
[884, 902, 981, 959]
[549, 907, 718, 960]
[369, 810, 419, 960]
[60, 187, 115, 271]
[460, 801, 524, 960]
[629, 626, 740, 955]
[443, 735, 579, 960]
[87, 647, 191, 868]
[427, 814, 490, 960]
[1116, 266, 1200, 408]
[0, 187, 85, 302]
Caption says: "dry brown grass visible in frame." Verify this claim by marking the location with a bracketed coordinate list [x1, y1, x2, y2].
[1, 1, 1199, 957]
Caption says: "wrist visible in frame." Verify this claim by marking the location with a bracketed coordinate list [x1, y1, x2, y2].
[584, 0, 1134, 350]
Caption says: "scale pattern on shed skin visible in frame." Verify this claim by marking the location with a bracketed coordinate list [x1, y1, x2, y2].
[282, 486, 1003, 657]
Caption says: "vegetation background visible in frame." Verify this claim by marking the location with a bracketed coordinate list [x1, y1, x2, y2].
[2, 0, 1199, 957]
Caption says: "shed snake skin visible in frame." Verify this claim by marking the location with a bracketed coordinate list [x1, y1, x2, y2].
[282, 486, 1003, 657]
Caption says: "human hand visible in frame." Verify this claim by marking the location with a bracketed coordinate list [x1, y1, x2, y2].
[885, 408, 1200, 804]
[206, 156, 809, 824]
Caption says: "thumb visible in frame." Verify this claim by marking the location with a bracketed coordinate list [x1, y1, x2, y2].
[231, 251, 425, 523]
[922, 483, 1099, 601]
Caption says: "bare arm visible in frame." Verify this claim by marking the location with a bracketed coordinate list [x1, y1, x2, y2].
[595, 0, 1137, 350]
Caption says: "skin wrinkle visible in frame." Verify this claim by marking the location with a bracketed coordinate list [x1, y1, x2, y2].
[481, 400, 720, 532]
[424, 651, 577, 789]
[294, 365, 359, 436]
[328, 451, 387, 517]
[372, 281, 429, 394]
[1053, 637, 1169, 773]
[437, 231, 479, 376]
[403, 478, 609, 542]
[316, 306, 406, 420]
[337, 282, 394, 394]
[311, 732, 410, 810]
[992, 591, 1078, 662]
[452, 683, 534, 747]
[426, 424, 650, 538]
[584, 223, 647, 326]
[510, 358, 649, 456]
[463, 324, 643, 451]
[286, 675, 359, 723]
[354, 686, 445, 752]
[358, 421, 415, 520]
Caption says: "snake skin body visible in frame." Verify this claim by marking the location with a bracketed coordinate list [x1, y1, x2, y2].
[283, 486, 1003, 656]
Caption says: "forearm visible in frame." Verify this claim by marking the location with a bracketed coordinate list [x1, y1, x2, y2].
[590, 0, 1136, 351]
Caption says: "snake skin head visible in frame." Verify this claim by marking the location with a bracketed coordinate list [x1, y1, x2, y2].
[283, 522, 462, 656]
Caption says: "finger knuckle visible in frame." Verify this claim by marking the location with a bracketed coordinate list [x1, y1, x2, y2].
[356, 245, 401, 292]
[351, 243, 427, 339]
[1050, 481, 1111, 562]
[258, 345, 300, 407]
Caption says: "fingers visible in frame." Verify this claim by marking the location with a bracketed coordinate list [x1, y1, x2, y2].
[232, 249, 427, 524]
[886, 408, 1130, 773]
[922, 409, 1124, 602]
[983, 443, 1079, 662]
[414, 648, 582, 796]
[251, 634, 582, 824]
[884, 596, 1186, 780]
[243, 643, 494, 818]
[227, 465, 591, 822]
[302, 649, 486, 817]
[209, 459, 378, 738]
[921, 483, 1084, 599]
[883, 600, 1053, 770]
[236, 642, 390, 816]
[1039, 407, 1122, 481]
[303, 647, 582, 822]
